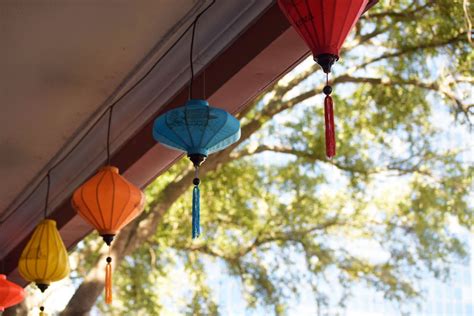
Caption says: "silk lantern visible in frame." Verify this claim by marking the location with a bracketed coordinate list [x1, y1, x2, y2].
[0, 274, 25, 312]
[18, 219, 70, 292]
[72, 166, 145, 304]
[153, 99, 241, 238]
[278, 0, 378, 158]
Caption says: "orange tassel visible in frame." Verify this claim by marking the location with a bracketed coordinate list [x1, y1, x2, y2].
[105, 257, 112, 304]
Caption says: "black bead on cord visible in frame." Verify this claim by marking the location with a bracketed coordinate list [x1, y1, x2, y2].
[323, 73, 332, 96]
[193, 164, 201, 186]
[106, 242, 112, 263]
[323, 85, 332, 95]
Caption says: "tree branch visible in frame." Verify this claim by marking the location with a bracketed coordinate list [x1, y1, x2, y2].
[360, 1, 433, 21]
[335, 74, 473, 122]
[357, 32, 468, 70]
[234, 144, 435, 178]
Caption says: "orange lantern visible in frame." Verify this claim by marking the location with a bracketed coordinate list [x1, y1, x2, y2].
[72, 166, 145, 246]
[72, 165, 145, 304]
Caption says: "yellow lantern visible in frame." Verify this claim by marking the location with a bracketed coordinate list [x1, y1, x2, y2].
[18, 219, 70, 292]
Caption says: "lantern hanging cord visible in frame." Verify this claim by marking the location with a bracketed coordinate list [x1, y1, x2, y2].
[0, 1, 216, 226]
[323, 72, 332, 95]
[44, 173, 51, 219]
[189, 0, 216, 100]
[39, 292, 46, 316]
[189, 20, 197, 100]
[194, 165, 200, 180]
[107, 243, 112, 258]
[203, 69, 206, 100]
[0, 225, 3, 273]
[106, 106, 114, 166]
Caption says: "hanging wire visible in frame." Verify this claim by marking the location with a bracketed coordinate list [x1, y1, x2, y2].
[106, 107, 114, 166]
[189, 20, 197, 99]
[203, 68, 206, 100]
[194, 166, 200, 179]
[39, 293, 46, 316]
[189, 0, 216, 100]
[44, 173, 51, 219]
[0, 0, 216, 226]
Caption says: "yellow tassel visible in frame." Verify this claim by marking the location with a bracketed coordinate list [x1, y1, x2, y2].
[105, 257, 112, 304]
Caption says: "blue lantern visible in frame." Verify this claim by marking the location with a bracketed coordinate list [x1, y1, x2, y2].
[153, 99, 241, 238]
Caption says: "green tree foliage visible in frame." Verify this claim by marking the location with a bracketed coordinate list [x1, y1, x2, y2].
[63, 1, 473, 315]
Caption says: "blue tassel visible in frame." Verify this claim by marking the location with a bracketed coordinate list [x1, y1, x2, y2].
[192, 185, 200, 238]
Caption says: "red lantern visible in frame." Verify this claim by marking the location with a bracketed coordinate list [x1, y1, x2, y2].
[0, 274, 25, 312]
[278, 0, 378, 158]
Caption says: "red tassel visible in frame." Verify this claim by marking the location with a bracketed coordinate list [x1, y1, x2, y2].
[324, 95, 336, 158]
[105, 257, 112, 304]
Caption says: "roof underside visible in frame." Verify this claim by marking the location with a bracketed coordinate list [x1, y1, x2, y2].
[3, 0, 306, 282]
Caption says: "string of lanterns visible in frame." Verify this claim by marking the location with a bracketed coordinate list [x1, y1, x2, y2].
[0, 0, 376, 313]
